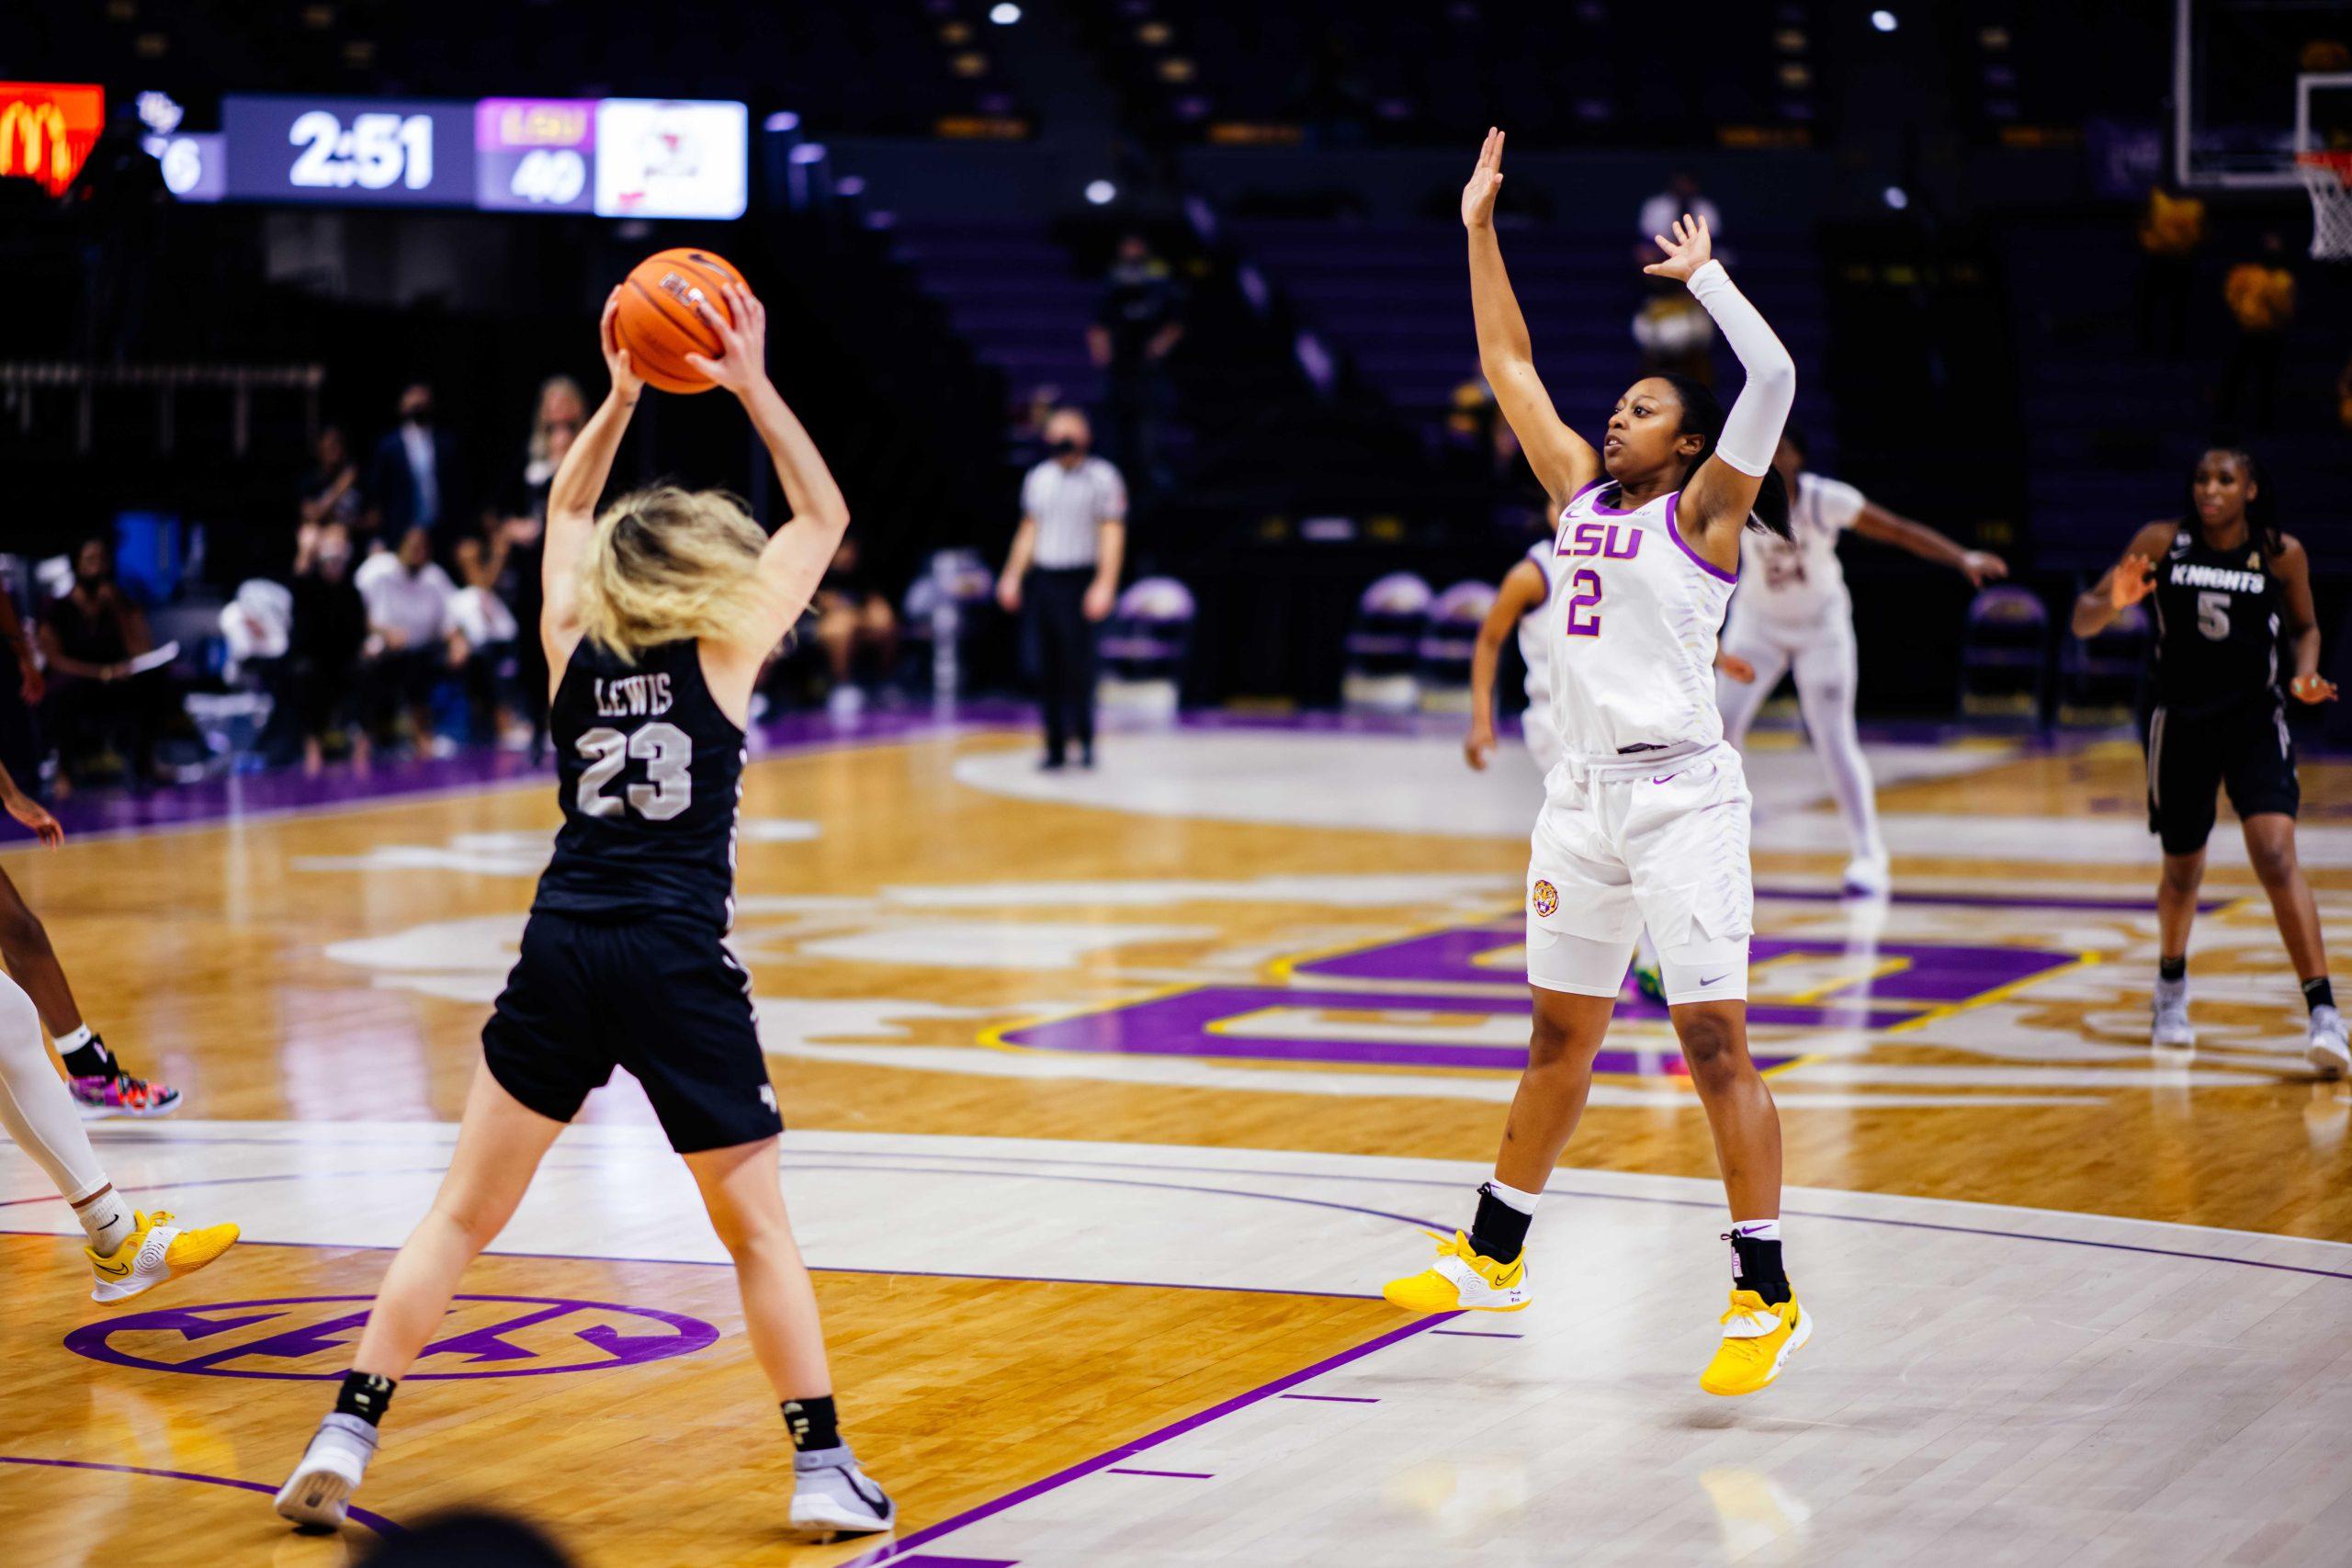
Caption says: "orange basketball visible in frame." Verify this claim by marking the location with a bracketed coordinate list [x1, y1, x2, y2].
[613, 247, 748, 395]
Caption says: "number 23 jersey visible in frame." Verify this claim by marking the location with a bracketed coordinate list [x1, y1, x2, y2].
[1545, 479, 1738, 763]
[2150, 525, 2281, 715]
[536, 637, 747, 931]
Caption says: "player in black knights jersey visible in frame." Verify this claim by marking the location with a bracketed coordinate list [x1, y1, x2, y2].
[277, 283, 898, 1540]
[2072, 446, 2346, 1077]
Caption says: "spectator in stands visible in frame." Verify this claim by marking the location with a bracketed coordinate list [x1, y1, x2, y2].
[2219, 231, 2296, 433]
[450, 517, 528, 749]
[354, 525, 466, 756]
[1088, 234, 1185, 488]
[480, 377, 582, 754]
[813, 538, 899, 716]
[999, 408, 1126, 770]
[1635, 174, 1719, 383]
[2135, 185, 2205, 357]
[299, 424, 362, 531]
[0, 591, 41, 794]
[286, 521, 370, 773]
[1638, 172, 1722, 266]
[35, 539, 169, 795]
[364, 381, 464, 548]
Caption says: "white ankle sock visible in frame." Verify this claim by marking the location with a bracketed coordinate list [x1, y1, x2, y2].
[1483, 1179, 1543, 1215]
[55, 1023, 96, 1053]
[73, 1184, 135, 1256]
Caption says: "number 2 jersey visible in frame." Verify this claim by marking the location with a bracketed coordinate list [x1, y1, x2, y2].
[535, 637, 746, 931]
[1544, 479, 1738, 763]
[2150, 524, 2282, 715]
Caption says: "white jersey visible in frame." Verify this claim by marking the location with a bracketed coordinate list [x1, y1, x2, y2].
[1515, 539, 1569, 773]
[1734, 471, 1865, 627]
[1544, 480, 1737, 764]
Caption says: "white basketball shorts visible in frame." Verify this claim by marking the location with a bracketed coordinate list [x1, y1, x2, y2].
[1524, 742, 1753, 1005]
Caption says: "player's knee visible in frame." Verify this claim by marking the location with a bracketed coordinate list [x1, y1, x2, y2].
[1674, 1010, 1748, 1090]
[0, 894, 50, 959]
[2247, 836, 2299, 886]
[1528, 1006, 1578, 1068]
[2158, 856, 2204, 895]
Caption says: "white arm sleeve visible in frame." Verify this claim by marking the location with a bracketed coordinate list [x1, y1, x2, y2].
[1685, 259, 1794, 478]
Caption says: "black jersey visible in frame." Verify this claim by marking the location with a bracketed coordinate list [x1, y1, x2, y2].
[534, 638, 744, 931]
[2150, 525, 2281, 715]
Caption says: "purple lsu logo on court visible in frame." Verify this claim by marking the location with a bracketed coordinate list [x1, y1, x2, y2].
[63, 1294, 718, 1381]
[1531, 879, 1559, 918]
[1555, 521, 1643, 559]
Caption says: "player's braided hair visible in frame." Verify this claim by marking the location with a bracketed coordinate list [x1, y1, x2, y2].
[1656, 373, 1792, 539]
[2187, 446, 2281, 558]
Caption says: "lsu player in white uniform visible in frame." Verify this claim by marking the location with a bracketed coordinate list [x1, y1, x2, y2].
[1391, 130, 1810, 1397]
[1715, 426, 2007, 894]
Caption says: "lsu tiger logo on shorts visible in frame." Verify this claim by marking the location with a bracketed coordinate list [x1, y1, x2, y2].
[1531, 879, 1558, 918]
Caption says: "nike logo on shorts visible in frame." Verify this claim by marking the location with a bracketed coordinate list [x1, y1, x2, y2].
[1653, 773, 1679, 784]
[1700, 973, 1730, 987]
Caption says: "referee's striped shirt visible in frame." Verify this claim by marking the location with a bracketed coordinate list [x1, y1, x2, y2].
[1021, 456, 1128, 569]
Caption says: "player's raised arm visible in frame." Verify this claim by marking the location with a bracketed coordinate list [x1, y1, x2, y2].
[1465, 130, 1601, 512]
[1649, 214, 1795, 556]
[542, 288, 646, 644]
[2071, 521, 2174, 638]
[685, 284, 852, 649]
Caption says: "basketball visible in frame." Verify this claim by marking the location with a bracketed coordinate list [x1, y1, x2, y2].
[613, 247, 748, 394]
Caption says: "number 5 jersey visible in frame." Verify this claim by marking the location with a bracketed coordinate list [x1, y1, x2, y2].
[536, 637, 749, 931]
[2149, 524, 2283, 715]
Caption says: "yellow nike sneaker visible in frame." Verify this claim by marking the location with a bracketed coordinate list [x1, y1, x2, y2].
[1383, 1230, 1532, 1314]
[1699, 1289, 1811, 1396]
[86, 1211, 240, 1304]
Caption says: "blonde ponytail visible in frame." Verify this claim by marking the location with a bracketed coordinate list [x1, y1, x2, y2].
[575, 486, 769, 661]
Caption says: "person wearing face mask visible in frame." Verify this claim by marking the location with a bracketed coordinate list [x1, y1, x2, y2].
[287, 521, 372, 773]
[36, 538, 168, 795]
[999, 408, 1127, 770]
[364, 381, 467, 551]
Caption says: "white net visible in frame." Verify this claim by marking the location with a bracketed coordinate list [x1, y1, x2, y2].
[2297, 155, 2352, 261]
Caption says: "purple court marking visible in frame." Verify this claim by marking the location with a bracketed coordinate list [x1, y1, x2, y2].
[64, 1293, 718, 1381]
[854, 1314, 1462, 1565]
[1105, 1467, 1216, 1479]
[0, 1454, 402, 1536]
[1278, 1393, 1378, 1404]
[885, 1558, 1019, 1568]
[1431, 1329, 1525, 1338]
[1756, 885, 2231, 915]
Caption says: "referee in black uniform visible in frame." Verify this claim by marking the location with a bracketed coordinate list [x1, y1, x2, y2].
[998, 407, 1127, 769]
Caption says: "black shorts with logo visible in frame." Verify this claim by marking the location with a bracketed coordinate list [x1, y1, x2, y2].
[2144, 699, 2300, 855]
[481, 911, 782, 1154]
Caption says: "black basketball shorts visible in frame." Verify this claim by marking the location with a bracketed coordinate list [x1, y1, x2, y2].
[2144, 700, 2300, 856]
[482, 911, 783, 1154]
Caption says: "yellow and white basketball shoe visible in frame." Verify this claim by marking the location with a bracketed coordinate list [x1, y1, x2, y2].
[1383, 1230, 1532, 1314]
[1699, 1289, 1812, 1395]
[85, 1211, 240, 1303]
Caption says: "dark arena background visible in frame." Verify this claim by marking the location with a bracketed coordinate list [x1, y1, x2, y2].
[2, 4, 2350, 1566]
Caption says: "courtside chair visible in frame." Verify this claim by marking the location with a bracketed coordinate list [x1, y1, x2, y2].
[2057, 596, 2149, 728]
[1416, 579, 1499, 713]
[1340, 570, 1432, 714]
[1958, 583, 2052, 730]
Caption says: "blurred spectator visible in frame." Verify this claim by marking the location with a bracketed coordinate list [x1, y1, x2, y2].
[2220, 232, 2296, 432]
[299, 423, 363, 531]
[481, 376, 582, 752]
[1088, 234, 1185, 487]
[1633, 290, 1714, 385]
[451, 517, 529, 748]
[286, 522, 370, 773]
[36, 539, 170, 794]
[2135, 185, 2205, 357]
[355, 525, 466, 756]
[1638, 172, 1721, 264]
[365, 381, 465, 546]
[999, 408, 1126, 769]
[0, 591, 41, 793]
[813, 538, 899, 716]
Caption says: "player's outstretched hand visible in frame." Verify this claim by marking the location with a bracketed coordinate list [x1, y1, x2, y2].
[1464, 719, 1497, 772]
[685, 283, 772, 398]
[2109, 553, 2156, 609]
[1643, 212, 1714, 282]
[1716, 652, 1757, 684]
[1961, 550, 2008, 588]
[2291, 671, 2338, 705]
[1462, 128, 1505, 231]
[599, 288, 645, 404]
[4, 787, 62, 848]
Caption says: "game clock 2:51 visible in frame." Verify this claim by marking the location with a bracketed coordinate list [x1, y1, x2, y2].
[221, 96, 473, 206]
[289, 109, 432, 191]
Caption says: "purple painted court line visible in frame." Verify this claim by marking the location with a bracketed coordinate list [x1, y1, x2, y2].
[1105, 1467, 1217, 1479]
[0, 1454, 402, 1536]
[856, 1313, 1462, 1565]
[884, 1558, 1019, 1568]
[1278, 1393, 1379, 1404]
[1431, 1328, 1525, 1338]
[1756, 885, 2230, 914]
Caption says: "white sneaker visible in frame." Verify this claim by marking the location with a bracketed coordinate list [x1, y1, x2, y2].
[2309, 1005, 2349, 1078]
[2151, 977, 2195, 1049]
[1840, 855, 1891, 897]
[86, 1210, 238, 1303]
[274, 1414, 379, 1529]
[787, 1444, 896, 1541]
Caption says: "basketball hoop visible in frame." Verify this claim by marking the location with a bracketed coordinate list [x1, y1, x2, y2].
[2295, 151, 2352, 261]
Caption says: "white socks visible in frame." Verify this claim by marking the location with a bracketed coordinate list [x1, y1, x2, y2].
[55, 1023, 96, 1054]
[73, 1183, 135, 1256]
[1484, 1179, 1543, 1216]
[0, 972, 116, 1238]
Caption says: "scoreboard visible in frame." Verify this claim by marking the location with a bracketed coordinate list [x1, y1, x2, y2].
[212, 95, 746, 219]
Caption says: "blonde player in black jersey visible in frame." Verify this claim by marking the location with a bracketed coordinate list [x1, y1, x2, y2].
[277, 285, 895, 1540]
[2072, 447, 2344, 1076]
